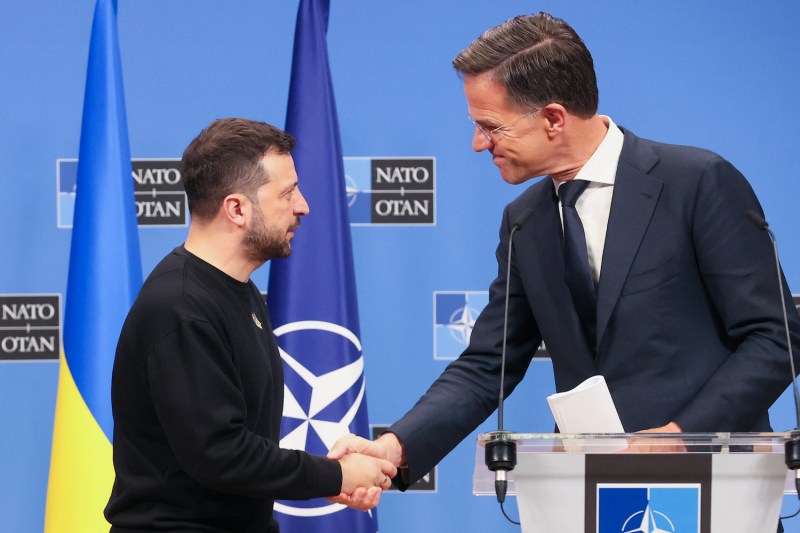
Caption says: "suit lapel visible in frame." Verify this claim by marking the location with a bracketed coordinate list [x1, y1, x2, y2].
[526, 180, 564, 290]
[595, 131, 662, 349]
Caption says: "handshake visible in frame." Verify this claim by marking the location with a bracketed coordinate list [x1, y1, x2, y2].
[325, 432, 406, 511]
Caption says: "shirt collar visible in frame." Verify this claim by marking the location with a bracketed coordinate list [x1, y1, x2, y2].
[552, 115, 624, 190]
[574, 115, 623, 186]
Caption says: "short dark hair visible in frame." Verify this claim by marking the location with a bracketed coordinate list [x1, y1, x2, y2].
[181, 118, 296, 220]
[452, 12, 598, 118]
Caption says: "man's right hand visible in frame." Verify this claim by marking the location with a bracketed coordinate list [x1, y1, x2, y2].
[328, 432, 406, 468]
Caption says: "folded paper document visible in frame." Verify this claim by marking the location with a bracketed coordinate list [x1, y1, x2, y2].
[546, 375, 624, 434]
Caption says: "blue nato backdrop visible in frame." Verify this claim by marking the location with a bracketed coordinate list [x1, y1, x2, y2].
[2, 1, 800, 532]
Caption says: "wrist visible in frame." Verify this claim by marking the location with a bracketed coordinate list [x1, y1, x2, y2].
[377, 432, 407, 468]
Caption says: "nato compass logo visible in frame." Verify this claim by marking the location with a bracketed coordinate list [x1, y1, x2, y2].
[57, 158, 187, 227]
[433, 291, 548, 360]
[273, 320, 367, 518]
[434, 291, 486, 360]
[344, 157, 435, 225]
[794, 294, 800, 314]
[597, 484, 700, 533]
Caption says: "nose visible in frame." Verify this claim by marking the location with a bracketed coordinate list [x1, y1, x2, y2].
[294, 189, 310, 216]
[471, 129, 492, 152]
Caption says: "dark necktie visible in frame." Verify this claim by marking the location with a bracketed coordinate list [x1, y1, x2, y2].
[559, 179, 597, 349]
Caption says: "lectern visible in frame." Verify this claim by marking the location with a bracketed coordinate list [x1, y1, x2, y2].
[474, 432, 792, 533]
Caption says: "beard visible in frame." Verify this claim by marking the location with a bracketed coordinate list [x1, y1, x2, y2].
[243, 204, 296, 263]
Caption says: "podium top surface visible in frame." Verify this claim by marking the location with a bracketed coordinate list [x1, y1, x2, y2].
[477, 431, 792, 453]
[474, 432, 797, 497]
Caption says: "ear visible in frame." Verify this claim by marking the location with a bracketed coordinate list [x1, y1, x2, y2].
[541, 103, 567, 138]
[221, 194, 248, 228]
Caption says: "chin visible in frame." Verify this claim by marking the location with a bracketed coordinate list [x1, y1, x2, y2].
[499, 171, 533, 186]
[501, 163, 544, 184]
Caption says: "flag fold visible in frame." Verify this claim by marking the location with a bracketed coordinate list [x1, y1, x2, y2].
[269, 0, 378, 531]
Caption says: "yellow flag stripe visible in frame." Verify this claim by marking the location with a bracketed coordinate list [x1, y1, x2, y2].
[45, 354, 113, 533]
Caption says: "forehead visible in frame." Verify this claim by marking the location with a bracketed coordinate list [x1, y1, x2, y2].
[259, 152, 297, 186]
[463, 74, 521, 119]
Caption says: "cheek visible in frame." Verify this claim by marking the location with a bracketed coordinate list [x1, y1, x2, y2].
[502, 148, 527, 167]
[515, 143, 543, 166]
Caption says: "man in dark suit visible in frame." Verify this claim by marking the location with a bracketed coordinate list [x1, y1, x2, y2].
[330, 12, 800, 489]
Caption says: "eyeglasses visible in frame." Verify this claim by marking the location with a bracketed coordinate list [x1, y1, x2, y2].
[468, 109, 540, 143]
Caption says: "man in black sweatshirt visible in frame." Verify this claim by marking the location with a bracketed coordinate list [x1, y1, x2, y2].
[104, 118, 394, 533]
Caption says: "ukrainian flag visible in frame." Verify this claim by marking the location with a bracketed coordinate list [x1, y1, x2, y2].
[45, 0, 141, 530]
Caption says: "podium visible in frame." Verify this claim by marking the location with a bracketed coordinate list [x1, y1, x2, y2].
[474, 432, 793, 533]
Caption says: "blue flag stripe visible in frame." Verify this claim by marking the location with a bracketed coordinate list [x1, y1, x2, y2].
[64, 0, 142, 441]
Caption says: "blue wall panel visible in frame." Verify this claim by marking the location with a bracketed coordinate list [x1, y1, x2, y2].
[2, 1, 799, 531]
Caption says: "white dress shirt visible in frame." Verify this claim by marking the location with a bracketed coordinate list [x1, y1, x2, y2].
[554, 116, 624, 283]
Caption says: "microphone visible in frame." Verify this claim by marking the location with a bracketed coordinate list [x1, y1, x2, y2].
[745, 210, 800, 491]
[485, 208, 534, 508]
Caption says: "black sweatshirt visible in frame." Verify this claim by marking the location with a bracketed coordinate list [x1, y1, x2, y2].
[105, 247, 341, 532]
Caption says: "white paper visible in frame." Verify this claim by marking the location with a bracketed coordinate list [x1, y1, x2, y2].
[546, 375, 624, 434]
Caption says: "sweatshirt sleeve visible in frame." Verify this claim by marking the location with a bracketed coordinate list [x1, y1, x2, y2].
[144, 318, 342, 499]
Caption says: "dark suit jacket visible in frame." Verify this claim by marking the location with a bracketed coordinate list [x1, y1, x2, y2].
[389, 128, 800, 485]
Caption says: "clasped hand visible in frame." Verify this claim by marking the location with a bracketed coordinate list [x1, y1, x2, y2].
[325, 433, 400, 511]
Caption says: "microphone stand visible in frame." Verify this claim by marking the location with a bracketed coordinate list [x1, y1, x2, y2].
[746, 210, 800, 494]
[485, 209, 532, 522]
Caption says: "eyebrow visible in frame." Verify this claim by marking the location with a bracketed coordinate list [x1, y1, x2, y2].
[280, 181, 298, 196]
[472, 116, 501, 130]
